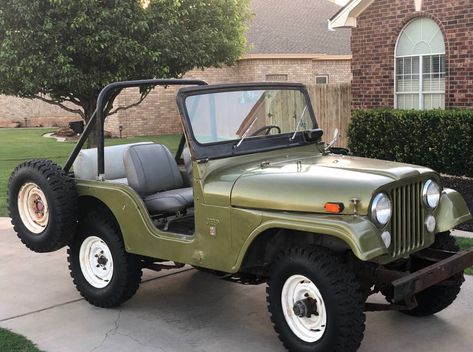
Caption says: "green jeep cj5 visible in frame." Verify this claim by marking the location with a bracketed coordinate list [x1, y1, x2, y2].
[7, 79, 473, 352]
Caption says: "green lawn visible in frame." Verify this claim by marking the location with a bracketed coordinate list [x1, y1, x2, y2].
[0, 328, 43, 352]
[457, 237, 473, 275]
[0, 128, 180, 216]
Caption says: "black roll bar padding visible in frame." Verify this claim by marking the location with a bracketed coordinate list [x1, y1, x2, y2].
[175, 134, 187, 163]
[63, 78, 208, 176]
[63, 110, 97, 173]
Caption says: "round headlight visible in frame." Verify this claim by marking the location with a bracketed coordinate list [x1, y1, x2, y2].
[422, 179, 441, 209]
[371, 193, 392, 226]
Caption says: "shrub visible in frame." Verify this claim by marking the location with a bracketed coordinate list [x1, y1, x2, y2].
[347, 109, 473, 177]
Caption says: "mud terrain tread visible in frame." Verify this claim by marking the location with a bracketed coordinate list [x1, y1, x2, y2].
[67, 212, 142, 308]
[402, 231, 462, 317]
[7, 159, 78, 252]
[266, 247, 365, 352]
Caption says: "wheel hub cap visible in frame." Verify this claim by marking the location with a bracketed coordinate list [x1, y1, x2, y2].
[17, 182, 49, 234]
[79, 236, 114, 288]
[293, 297, 319, 318]
[97, 254, 108, 266]
[281, 275, 327, 343]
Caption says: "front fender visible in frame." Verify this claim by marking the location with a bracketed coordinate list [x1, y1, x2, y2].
[436, 188, 472, 233]
[233, 211, 387, 271]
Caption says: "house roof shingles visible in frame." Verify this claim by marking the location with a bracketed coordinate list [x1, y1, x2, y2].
[247, 0, 351, 55]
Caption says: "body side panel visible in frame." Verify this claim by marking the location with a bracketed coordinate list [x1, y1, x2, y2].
[76, 180, 235, 271]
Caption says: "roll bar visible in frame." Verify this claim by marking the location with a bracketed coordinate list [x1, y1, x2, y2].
[63, 79, 208, 176]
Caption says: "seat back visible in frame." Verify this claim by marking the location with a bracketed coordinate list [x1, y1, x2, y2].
[73, 142, 152, 182]
[124, 144, 184, 196]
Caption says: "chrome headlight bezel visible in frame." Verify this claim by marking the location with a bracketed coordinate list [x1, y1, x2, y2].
[422, 179, 441, 209]
[371, 192, 392, 227]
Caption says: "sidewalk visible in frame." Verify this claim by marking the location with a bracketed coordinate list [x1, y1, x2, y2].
[1, 217, 473, 352]
[452, 229, 473, 238]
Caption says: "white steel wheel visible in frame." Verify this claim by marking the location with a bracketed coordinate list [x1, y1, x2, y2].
[281, 274, 327, 343]
[17, 182, 49, 234]
[79, 236, 114, 289]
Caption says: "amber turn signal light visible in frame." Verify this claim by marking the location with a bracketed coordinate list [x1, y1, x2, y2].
[324, 202, 345, 214]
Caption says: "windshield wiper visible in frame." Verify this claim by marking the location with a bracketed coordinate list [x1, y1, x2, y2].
[290, 105, 308, 141]
[236, 103, 309, 148]
[234, 114, 261, 149]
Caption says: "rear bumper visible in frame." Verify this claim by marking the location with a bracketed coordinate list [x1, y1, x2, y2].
[392, 247, 473, 302]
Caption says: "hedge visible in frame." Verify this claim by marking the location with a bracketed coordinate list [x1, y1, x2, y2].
[347, 109, 473, 177]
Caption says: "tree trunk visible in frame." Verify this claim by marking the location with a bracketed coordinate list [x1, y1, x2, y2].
[83, 101, 98, 149]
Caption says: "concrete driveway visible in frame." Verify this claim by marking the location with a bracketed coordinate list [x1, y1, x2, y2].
[1, 217, 473, 352]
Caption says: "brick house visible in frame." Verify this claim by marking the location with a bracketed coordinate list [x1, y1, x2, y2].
[329, 0, 473, 110]
[0, 0, 352, 136]
[107, 0, 352, 137]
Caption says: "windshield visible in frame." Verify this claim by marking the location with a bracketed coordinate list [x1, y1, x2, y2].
[185, 89, 314, 145]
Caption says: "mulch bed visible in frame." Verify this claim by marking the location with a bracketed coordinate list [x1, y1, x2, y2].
[442, 175, 473, 232]
[52, 127, 113, 140]
[54, 127, 78, 138]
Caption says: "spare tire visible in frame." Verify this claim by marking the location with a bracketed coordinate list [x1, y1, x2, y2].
[7, 159, 78, 253]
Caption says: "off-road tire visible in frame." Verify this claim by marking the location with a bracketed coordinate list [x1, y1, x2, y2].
[7, 159, 78, 253]
[267, 247, 365, 352]
[402, 231, 463, 317]
[68, 212, 142, 308]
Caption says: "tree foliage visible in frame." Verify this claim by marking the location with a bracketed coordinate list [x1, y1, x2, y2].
[0, 0, 251, 121]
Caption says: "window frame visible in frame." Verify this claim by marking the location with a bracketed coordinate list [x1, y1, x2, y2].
[315, 75, 329, 85]
[394, 18, 446, 110]
[176, 82, 320, 161]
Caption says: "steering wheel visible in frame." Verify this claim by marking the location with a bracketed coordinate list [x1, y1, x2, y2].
[250, 125, 281, 136]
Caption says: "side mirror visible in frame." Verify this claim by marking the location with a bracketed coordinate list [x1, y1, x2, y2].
[325, 128, 340, 152]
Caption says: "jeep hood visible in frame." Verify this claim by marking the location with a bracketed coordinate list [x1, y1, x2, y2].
[230, 154, 433, 216]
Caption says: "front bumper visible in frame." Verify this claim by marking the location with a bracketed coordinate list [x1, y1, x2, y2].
[392, 246, 473, 302]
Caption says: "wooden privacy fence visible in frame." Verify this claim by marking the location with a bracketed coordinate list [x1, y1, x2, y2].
[308, 83, 352, 148]
[109, 82, 352, 142]
[240, 83, 352, 148]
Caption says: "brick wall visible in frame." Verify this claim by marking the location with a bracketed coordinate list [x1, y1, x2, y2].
[0, 57, 351, 135]
[106, 65, 242, 137]
[351, 0, 473, 109]
[313, 60, 353, 84]
[106, 57, 352, 137]
[0, 95, 79, 128]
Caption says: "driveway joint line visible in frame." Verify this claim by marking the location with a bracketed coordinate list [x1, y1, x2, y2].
[0, 298, 85, 323]
[0, 268, 194, 323]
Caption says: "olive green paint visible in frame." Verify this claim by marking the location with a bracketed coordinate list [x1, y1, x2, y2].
[76, 143, 472, 273]
[436, 188, 472, 232]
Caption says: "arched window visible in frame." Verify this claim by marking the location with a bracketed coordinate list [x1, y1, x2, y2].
[395, 18, 446, 109]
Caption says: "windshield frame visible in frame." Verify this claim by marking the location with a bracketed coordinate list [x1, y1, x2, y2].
[177, 82, 320, 161]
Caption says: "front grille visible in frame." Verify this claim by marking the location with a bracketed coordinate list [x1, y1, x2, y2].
[390, 182, 425, 257]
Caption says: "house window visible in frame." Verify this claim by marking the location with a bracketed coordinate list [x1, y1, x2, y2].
[265, 74, 288, 81]
[395, 17, 446, 110]
[315, 75, 329, 85]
